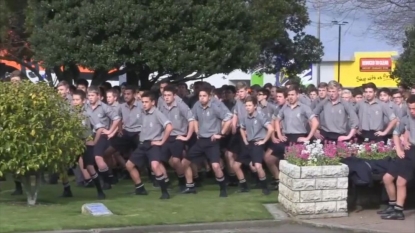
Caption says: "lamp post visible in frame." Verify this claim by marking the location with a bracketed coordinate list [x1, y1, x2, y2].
[332, 21, 348, 83]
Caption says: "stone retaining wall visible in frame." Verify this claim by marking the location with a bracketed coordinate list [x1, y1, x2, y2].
[278, 160, 349, 219]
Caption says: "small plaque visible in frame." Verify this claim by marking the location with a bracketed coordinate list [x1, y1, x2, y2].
[81, 203, 113, 216]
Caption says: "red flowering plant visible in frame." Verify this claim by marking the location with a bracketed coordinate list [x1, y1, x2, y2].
[354, 140, 397, 160]
[285, 140, 341, 166]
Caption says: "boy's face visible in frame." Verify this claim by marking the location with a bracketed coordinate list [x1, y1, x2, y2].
[57, 86, 68, 98]
[72, 94, 84, 106]
[10, 76, 21, 83]
[106, 92, 117, 105]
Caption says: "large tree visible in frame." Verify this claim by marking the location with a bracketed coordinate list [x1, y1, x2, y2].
[391, 26, 415, 86]
[309, 0, 415, 44]
[29, 0, 323, 88]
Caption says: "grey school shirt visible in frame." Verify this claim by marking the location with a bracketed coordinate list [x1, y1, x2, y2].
[393, 114, 415, 145]
[277, 103, 316, 134]
[140, 107, 171, 141]
[384, 101, 402, 127]
[313, 98, 359, 134]
[355, 99, 396, 131]
[159, 100, 195, 136]
[119, 101, 143, 132]
[192, 100, 233, 138]
[258, 101, 278, 121]
[233, 98, 248, 125]
[85, 101, 120, 132]
[240, 111, 271, 142]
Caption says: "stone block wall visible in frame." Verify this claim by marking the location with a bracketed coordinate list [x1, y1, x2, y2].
[278, 160, 349, 219]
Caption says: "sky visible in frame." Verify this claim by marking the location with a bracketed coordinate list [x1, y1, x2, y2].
[305, 4, 401, 61]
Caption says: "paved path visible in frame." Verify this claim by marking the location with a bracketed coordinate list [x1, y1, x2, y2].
[138, 223, 348, 233]
[303, 209, 415, 233]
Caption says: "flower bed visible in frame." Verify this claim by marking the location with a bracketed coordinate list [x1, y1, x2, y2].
[279, 139, 398, 218]
[279, 140, 349, 219]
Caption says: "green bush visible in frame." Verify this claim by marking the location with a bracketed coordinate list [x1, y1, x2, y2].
[0, 81, 86, 205]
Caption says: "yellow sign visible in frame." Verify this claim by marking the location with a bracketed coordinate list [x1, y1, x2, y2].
[335, 51, 398, 88]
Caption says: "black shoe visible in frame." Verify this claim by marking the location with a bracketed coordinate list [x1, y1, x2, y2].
[262, 188, 271, 195]
[135, 188, 148, 195]
[181, 187, 197, 194]
[11, 189, 23, 196]
[111, 176, 119, 185]
[381, 210, 405, 220]
[102, 183, 112, 190]
[160, 192, 170, 199]
[228, 181, 239, 187]
[152, 180, 160, 188]
[252, 183, 261, 189]
[219, 189, 228, 197]
[238, 187, 249, 193]
[97, 192, 106, 200]
[377, 205, 395, 215]
[61, 190, 73, 198]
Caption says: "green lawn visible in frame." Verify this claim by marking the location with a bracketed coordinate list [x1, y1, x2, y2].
[0, 177, 276, 233]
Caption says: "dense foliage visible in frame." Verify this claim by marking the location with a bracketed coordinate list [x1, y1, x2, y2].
[0, 81, 86, 204]
[392, 26, 415, 87]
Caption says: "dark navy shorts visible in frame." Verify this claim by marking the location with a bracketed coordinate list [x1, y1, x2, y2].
[236, 142, 265, 165]
[82, 145, 95, 168]
[187, 138, 221, 164]
[110, 130, 139, 153]
[269, 134, 307, 160]
[387, 146, 415, 181]
[93, 135, 110, 157]
[129, 141, 163, 168]
[161, 136, 186, 160]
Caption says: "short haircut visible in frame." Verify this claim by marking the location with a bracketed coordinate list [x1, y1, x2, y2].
[328, 80, 341, 89]
[308, 88, 318, 94]
[69, 85, 76, 93]
[258, 88, 270, 99]
[141, 91, 156, 101]
[407, 95, 415, 104]
[87, 85, 100, 95]
[10, 70, 22, 78]
[391, 89, 403, 97]
[317, 82, 328, 89]
[363, 82, 377, 91]
[72, 90, 86, 100]
[244, 96, 258, 105]
[163, 84, 176, 94]
[398, 83, 409, 90]
[250, 84, 261, 92]
[342, 89, 352, 96]
[102, 82, 112, 90]
[198, 86, 211, 95]
[57, 80, 69, 88]
[107, 88, 120, 96]
[263, 83, 273, 89]
[224, 85, 236, 94]
[112, 85, 121, 93]
[159, 79, 169, 85]
[287, 85, 300, 94]
[235, 81, 248, 90]
[124, 85, 136, 93]
[276, 87, 288, 98]
[76, 79, 89, 87]
[99, 86, 106, 97]
[378, 88, 391, 96]
[352, 87, 363, 97]
[177, 82, 188, 89]
[213, 88, 222, 97]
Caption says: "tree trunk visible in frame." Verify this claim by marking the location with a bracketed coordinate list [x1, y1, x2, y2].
[21, 173, 42, 206]
[91, 69, 109, 86]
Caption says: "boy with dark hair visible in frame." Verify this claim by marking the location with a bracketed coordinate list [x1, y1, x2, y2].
[125, 91, 174, 199]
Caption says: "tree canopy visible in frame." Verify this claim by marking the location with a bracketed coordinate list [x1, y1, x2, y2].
[27, 0, 323, 88]
[392, 26, 415, 87]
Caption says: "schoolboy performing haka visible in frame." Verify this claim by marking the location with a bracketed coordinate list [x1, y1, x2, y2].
[274, 86, 319, 158]
[379, 95, 415, 220]
[125, 91, 173, 199]
[313, 81, 359, 142]
[159, 85, 195, 192]
[355, 83, 398, 143]
[256, 88, 278, 121]
[181, 86, 233, 197]
[108, 86, 142, 179]
[85, 86, 121, 193]
[233, 96, 273, 195]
